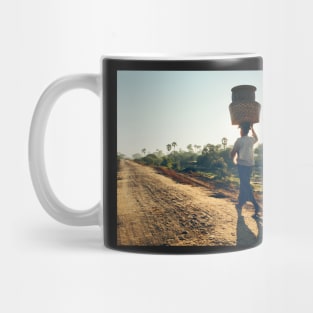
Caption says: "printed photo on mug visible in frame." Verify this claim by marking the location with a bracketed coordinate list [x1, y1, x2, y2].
[115, 68, 262, 249]
[30, 54, 263, 253]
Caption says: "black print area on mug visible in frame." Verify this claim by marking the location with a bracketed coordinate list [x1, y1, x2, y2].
[116, 70, 263, 248]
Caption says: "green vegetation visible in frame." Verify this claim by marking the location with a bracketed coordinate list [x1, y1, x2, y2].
[124, 141, 263, 187]
[125, 138, 263, 180]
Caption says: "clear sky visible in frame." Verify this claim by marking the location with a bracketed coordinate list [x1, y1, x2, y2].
[117, 70, 263, 158]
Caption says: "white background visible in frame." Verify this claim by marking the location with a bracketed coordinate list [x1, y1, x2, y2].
[1, 0, 313, 312]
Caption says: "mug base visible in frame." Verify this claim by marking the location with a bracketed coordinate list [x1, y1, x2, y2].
[105, 238, 262, 254]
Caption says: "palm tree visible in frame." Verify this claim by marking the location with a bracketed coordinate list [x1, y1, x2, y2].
[166, 144, 172, 154]
[141, 148, 146, 156]
[171, 142, 177, 152]
[221, 137, 228, 150]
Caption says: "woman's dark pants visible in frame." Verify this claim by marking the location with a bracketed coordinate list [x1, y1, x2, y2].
[237, 164, 259, 211]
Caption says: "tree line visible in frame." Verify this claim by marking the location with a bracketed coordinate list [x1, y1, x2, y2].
[119, 140, 263, 181]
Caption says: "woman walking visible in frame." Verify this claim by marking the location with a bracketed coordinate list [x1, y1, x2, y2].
[231, 123, 261, 219]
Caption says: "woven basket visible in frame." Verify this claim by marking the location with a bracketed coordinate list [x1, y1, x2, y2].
[229, 101, 261, 125]
[229, 85, 261, 125]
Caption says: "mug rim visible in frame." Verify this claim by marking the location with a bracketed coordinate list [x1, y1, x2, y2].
[102, 52, 260, 61]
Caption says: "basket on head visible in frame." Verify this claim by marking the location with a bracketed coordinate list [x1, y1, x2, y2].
[229, 85, 261, 125]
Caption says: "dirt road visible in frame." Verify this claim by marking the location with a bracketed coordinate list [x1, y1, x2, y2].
[117, 160, 260, 246]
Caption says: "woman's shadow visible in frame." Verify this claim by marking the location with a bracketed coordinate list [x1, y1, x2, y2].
[236, 207, 262, 248]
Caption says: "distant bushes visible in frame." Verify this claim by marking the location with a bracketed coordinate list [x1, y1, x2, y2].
[129, 143, 262, 181]
[139, 153, 162, 166]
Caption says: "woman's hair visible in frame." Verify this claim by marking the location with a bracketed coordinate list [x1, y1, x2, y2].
[240, 122, 250, 136]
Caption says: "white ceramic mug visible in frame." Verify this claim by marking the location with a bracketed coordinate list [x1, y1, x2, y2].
[29, 53, 263, 253]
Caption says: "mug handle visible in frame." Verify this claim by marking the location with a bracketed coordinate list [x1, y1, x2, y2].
[29, 74, 101, 226]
